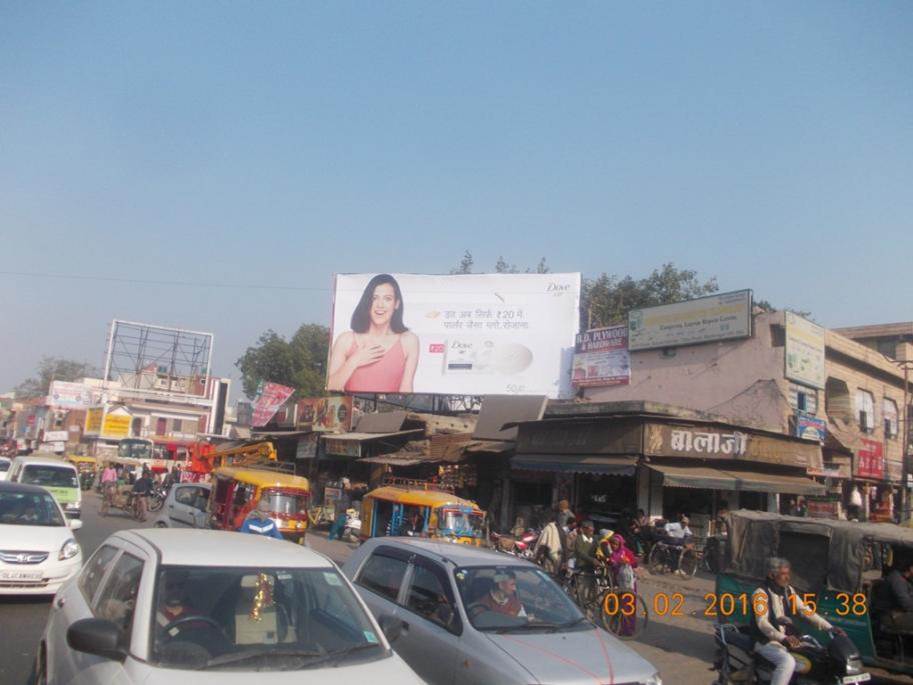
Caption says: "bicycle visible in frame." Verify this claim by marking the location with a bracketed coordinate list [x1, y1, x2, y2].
[648, 539, 699, 578]
[563, 565, 649, 639]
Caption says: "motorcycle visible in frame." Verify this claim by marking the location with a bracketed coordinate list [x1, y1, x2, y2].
[714, 623, 870, 684]
[490, 528, 540, 559]
[146, 483, 171, 512]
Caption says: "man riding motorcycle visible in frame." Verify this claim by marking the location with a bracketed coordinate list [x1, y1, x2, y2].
[750, 557, 846, 685]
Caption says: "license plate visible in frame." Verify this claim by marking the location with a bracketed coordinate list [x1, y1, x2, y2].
[842, 674, 871, 684]
[0, 571, 43, 581]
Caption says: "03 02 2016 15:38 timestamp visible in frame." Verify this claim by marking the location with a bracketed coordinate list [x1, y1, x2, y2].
[701, 592, 868, 618]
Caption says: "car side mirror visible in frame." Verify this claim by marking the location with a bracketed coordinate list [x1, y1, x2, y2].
[67, 618, 127, 661]
[378, 615, 404, 643]
[69, 518, 83, 530]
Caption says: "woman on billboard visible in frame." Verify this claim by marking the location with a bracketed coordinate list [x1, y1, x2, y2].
[327, 274, 420, 393]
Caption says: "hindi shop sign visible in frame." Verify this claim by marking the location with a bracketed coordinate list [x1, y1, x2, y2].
[297, 396, 353, 432]
[47, 381, 92, 409]
[785, 312, 826, 390]
[795, 414, 827, 443]
[627, 289, 752, 352]
[856, 438, 885, 480]
[571, 325, 630, 388]
[252, 383, 295, 428]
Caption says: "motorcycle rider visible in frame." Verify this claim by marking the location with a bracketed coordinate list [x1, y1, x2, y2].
[240, 497, 284, 539]
[750, 557, 845, 685]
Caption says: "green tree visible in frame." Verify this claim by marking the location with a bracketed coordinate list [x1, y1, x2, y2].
[235, 324, 330, 399]
[450, 250, 475, 274]
[16, 357, 100, 398]
[450, 251, 549, 275]
[582, 263, 719, 328]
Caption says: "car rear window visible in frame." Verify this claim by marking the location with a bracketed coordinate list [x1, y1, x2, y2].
[356, 552, 408, 602]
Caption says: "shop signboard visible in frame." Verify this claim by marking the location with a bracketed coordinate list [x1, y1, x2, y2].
[46, 381, 93, 409]
[795, 413, 827, 443]
[627, 289, 752, 351]
[806, 496, 841, 520]
[101, 413, 131, 439]
[84, 407, 104, 434]
[571, 325, 630, 388]
[251, 383, 295, 428]
[43, 430, 69, 442]
[785, 312, 826, 390]
[295, 434, 318, 460]
[323, 437, 362, 458]
[328, 272, 581, 398]
[644, 422, 822, 469]
[856, 438, 885, 480]
[297, 396, 353, 432]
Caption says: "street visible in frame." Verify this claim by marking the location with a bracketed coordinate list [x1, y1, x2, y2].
[3, 492, 912, 685]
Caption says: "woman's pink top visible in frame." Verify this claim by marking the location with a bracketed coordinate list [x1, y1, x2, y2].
[344, 336, 406, 393]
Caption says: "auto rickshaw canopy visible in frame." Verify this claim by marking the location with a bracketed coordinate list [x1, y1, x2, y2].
[212, 466, 309, 492]
[725, 509, 913, 593]
[363, 484, 482, 512]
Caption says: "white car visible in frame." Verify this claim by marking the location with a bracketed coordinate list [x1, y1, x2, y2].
[0, 456, 11, 481]
[152, 482, 211, 529]
[37, 528, 425, 685]
[0, 481, 83, 596]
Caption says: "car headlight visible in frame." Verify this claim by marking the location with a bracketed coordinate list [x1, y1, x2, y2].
[66, 501, 80, 509]
[644, 674, 662, 685]
[59, 538, 80, 561]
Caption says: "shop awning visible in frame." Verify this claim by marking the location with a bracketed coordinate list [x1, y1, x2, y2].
[647, 463, 825, 496]
[511, 454, 637, 476]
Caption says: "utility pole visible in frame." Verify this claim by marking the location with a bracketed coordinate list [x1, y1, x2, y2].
[894, 359, 913, 521]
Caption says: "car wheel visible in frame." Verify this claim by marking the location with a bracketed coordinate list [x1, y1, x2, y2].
[31, 643, 47, 685]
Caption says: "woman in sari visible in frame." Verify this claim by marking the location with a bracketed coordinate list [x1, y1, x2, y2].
[606, 534, 638, 636]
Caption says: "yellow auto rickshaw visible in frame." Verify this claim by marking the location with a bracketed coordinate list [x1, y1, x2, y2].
[67, 455, 97, 490]
[361, 479, 486, 546]
[209, 465, 310, 542]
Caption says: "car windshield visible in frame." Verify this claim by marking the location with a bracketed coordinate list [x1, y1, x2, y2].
[21, 465, 78, 489]
[454, 566, 587, 633]
[261, 490, 308, 516]
[151, 565, 386, 671]
[0, 460, 10, 472]
[0, 491, 65, 526]
[438, 508, 484, 538]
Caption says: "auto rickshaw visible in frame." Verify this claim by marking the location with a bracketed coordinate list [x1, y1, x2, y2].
[360, 479, 486, 546]
[716, 509, 913, 677]
[67, 455, 97, 490]
[209, 465, 310, 542]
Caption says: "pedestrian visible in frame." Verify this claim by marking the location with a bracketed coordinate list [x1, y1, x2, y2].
[556, 499, 574, 530]
[605, 534, 639, 636]
[240, 497, 284, 539]
[327, 479, 352, 541]
[533, 516, 563, 575]
[573, 520, 599, 606]
[131, 469, 153, 521]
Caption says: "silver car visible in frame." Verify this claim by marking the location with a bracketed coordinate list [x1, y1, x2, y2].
[37, 529, 424, 684]
[152, 482, 211, 529]
[343, 538, 662, 685]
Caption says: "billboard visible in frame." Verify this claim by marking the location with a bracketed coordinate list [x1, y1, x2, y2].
[101, 413, 131, 439]
[327, 273, 581, 398]
[84, 407, 104, 434]
[251, 382, 295, 427]
[857, 438, 885, 480]
[628, 289, 752, 351]
[785, 312, 826, 390]
[795, 413, 827, 443]
[47, 381, 92, 409]
[297, 396, 353, 432]
[571, 325, 630, 388]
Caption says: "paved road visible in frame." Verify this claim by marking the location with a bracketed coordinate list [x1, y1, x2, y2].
[4, 494, 913, 685]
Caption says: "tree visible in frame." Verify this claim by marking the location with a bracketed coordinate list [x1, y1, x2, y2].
[754, 300, 813, 320]
[450, 250, 474, 274]
[235, 325, 330, 399]
[16, 357, 100, 398]
[582, 263, 719, 328]
[450, 251, 549, 275]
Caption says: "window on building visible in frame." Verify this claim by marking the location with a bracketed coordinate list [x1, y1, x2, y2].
[884, 399, 899, 439]
[825, 378, 852, 422]
[876, 340, 897, 358]
[769, 325, 786, 347]
[789, 384, 818, 415]
[172, 418, 183, 433]
[155, 417, 167, 435]
[856, 389, 876, 434]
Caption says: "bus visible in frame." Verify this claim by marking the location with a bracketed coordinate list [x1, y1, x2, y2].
[116, 437, 215, 478]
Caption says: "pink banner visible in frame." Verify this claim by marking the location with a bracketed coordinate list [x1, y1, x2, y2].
[252, 382, 295, 427]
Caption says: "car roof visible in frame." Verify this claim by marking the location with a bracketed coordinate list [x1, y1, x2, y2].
[115, 528, 335, 568]
[364, 537, 535, 568]
[0, 480, 58, 495]
[11, 455, 75, 468]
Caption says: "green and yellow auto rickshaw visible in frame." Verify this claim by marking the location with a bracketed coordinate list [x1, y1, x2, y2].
[716, 509, 913, 677]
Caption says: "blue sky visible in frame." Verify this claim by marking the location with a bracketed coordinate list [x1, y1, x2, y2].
[2, 2, 911, 395]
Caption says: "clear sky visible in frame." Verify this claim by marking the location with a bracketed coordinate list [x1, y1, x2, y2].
[2, 2, 911, 396]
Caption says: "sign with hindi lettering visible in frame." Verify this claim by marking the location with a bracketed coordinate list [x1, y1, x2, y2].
[856, 438, 885, 480]
[571, 325, 630, 387]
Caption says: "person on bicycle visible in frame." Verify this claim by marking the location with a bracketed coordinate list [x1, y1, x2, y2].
[573, 520, 599, 603]
[663, 514, 693, 576]
[131, 468, 153, 522]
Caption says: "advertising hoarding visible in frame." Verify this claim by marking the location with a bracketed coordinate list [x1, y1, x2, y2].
[101, 413, 131, 439]
[328, 273, 581, 398]
[84, 407, 104, 434]
[571, 325, 630, 388]
[47, 381, 93, 409]
[297, 396, 353, 432]
[795, 414, 827, 442]
[42, 430, 69, 442]
[252, 382, 295, 427]
[856, 438, 885, 480]
[628, 289, 752, 351]
[785, 312, 826, 390]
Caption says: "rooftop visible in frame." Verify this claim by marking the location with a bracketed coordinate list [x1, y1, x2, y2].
[118, 528, 334, 568]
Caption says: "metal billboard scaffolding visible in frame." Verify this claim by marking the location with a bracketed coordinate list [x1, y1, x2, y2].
[103, 320, 214, 401]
